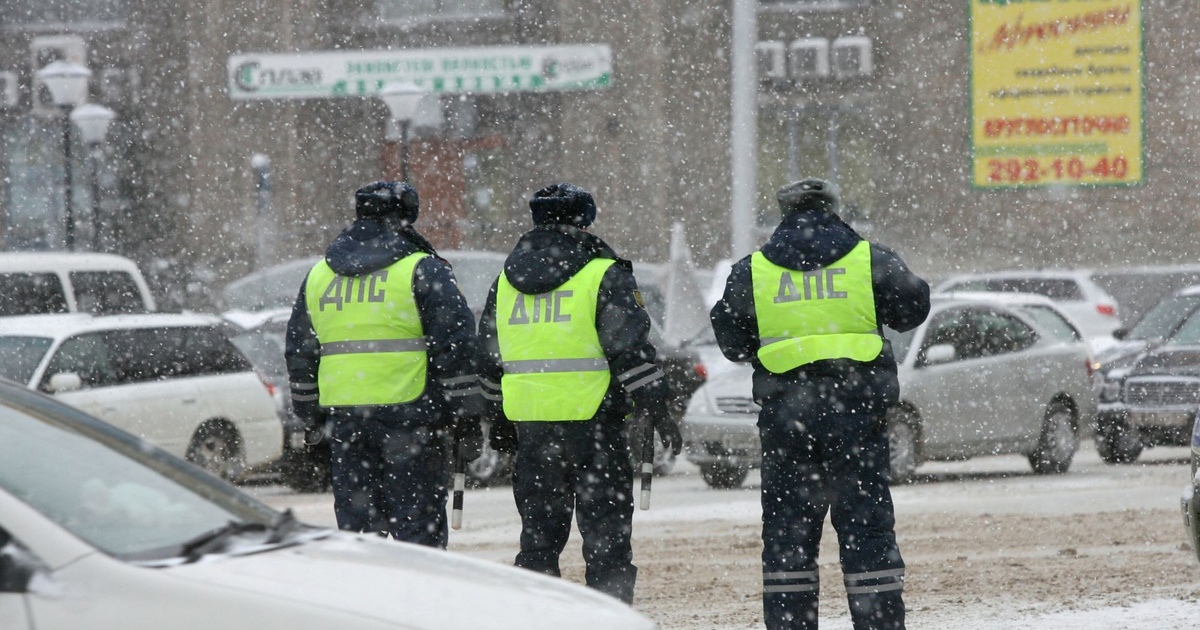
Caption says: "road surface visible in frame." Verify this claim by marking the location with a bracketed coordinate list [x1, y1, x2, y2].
[249, 441, 1200, 629]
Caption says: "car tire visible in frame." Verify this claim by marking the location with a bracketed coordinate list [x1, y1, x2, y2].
[1028, 401, 1078, 475]
[1095, 417, 1143, 464]
[700, 463, 748, 489]
[887, 414, 919, 484]
[186, 421, 246, 482]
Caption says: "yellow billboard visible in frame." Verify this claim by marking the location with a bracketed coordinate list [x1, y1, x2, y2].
[971, 0, 1143, 188]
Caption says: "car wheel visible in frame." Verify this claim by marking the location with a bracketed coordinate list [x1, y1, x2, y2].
[466, 441, 512, 488]
[1028, 401, 1078, 474]
[1095, 417, 1143, 464]
[700, 463, 748, 489]
[186, 421, 246, 482]
[887, 415, 919, 484]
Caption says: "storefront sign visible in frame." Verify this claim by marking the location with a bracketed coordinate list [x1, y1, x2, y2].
[970, 1, 1143, 187]
[228, 44, 611, 100]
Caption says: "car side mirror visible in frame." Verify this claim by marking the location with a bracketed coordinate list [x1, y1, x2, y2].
[1111, 328, 1128, 340]
[923, 344, 957, 365]
[0, 528, 36, 593]
[47, 372, 83, 393]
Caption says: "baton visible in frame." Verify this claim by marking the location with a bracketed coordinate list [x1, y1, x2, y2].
[451, 439, 466, 530]
[639, 416, 655, 511]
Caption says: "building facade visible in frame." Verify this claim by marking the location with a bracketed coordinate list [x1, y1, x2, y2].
[1, 1, 1197, 309]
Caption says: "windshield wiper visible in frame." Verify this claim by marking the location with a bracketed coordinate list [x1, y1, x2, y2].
[179, 521, 268, 562]
[264, 509, 301, 545]
[177, 510, 306, 562]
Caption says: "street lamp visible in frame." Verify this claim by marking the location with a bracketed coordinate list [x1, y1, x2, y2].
[36, 60, 92, 251]
[378, 82, 433, 183]
[70, 103, 116, 250]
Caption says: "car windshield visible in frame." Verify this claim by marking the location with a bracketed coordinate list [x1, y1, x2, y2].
[0, 395, 279, 561]
[1166, 309, 1200, 347]
[883, 326, 914, 362]
[0, 336, 53, 384]
[230, 323, 287, 380]
[1126, 293, 1200, 341]
[1017, 304, 1082, 342]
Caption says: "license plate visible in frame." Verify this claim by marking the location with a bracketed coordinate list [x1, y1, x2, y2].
[721, 434, 759, 452]
[1127, 411, 1192, 428]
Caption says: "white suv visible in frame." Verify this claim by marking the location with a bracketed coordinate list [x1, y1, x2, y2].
[934, 269, 1122, 341]
[0, 313, 281, 481]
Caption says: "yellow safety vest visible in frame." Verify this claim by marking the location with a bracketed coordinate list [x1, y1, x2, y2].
[496, 258, 615, 421]
[305, 252, 428, 406]
[751, 241, 882, 374]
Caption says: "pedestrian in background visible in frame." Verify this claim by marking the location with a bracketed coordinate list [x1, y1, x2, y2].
[286, 181, 482, 548]
[710, 178, 930, 629]
[477, 182, 681, 603]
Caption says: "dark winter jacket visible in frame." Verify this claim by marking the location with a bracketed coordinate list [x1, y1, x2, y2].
[285, 217, 480, 428]
[477, 225, 670, 424]
[709, 209, 930, 416]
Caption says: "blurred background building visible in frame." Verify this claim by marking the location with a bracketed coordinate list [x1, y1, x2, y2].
[0, 0, 1197, 309]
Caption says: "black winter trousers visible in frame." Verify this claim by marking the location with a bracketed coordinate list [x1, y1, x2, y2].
[328, 415, 449, 548]
[758, 393, 905, 630]
[511, 418, 637, 603]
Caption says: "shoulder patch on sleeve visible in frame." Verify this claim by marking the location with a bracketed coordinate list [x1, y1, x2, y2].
[633, 289, 645, 308]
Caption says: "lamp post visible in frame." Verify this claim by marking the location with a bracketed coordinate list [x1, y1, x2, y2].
[69, 103, 115, 251]
[36, 60, 92, 251]
[378, 82, 432, 183]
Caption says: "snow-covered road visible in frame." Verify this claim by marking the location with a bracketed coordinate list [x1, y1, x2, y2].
[251, 441, 1200, 629]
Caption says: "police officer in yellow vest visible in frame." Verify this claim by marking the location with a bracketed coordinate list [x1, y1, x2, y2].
[286, 181, 481, 548]
[477, 183, 680, 604]
[710, 179, 929, 630]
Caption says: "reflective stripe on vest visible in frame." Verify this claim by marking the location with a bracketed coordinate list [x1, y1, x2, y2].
[496, 258, 614, 421]
[305, 252, 428, 406]
[751, 242, 881, 374]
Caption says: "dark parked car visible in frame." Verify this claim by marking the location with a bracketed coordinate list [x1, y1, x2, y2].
[1094, 309, 1200, 464]
[224, 309, 329, 492]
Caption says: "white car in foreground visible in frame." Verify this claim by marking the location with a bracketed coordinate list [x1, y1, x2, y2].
[0, 313, 282, 481]
[683, 293, 1098, 486]
[0, 378, 655, 630]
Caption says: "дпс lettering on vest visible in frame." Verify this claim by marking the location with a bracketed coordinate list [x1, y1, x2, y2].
[773, 267, 848, 304]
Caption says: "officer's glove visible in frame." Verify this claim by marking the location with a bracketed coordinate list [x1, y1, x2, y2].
[303, 416, 329, 447]
[453, 417, 485, 462]
[652, 414, 683, 456]
[488, 417, 518, 455]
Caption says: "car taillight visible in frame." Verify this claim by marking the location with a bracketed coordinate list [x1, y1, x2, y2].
[259, 377, 277, 398]
[694, 363, 708, 382]
[1096, 303, 1117, 317]
[1085, 358, 1094, 379]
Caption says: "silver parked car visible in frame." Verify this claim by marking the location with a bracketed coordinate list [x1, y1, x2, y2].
[683, 293, 1098, 487]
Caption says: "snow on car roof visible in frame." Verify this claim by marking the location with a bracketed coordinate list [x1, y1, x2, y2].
[0, 312, 224, 338]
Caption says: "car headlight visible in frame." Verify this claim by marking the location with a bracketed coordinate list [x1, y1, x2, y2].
[1099, 379, 1123, 403]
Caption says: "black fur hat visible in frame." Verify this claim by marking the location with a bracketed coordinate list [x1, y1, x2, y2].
[355, 181, 419, 225]
[529, 182, 597, 228]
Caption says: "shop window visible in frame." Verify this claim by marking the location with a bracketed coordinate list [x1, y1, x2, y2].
[0, 0, 126, 28]
[378, 0, 504, 21]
